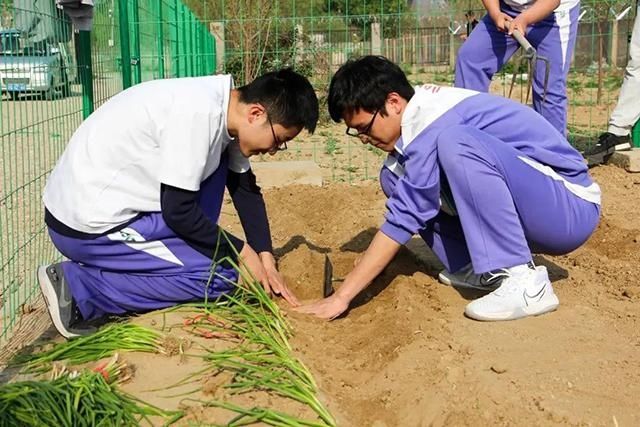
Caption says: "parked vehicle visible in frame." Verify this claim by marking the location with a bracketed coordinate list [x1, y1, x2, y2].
[0, 29, 76, 100]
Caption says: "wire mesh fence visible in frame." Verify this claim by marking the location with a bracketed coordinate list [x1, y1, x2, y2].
[191, 0, 638, 149]
[0, 0, 216, 345]
[0, 0, 638, 346]
[182, 0, 639, 185]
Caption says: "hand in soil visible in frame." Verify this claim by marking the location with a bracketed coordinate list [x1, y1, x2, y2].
[294, 293, 350, 320]
[260, 251, 301, 306]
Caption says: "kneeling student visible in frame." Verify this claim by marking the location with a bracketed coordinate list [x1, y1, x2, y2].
[297, 56, 600, 322]
[39, 69, 319, 338]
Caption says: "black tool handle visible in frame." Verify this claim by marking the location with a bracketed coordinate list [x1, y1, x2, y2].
[323, 255, 335, 298]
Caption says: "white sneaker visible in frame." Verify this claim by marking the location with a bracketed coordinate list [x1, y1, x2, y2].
[464, 265, 559, 321]
[438, 263, 509, 292]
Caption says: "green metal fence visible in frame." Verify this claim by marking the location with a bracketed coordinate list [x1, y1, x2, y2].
[171, 0, 640, 183]
[1, 0, 638, 347]
[0, 0, 216, 346]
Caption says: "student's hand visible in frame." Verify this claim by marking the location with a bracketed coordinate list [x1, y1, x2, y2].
[297, 231, 401, 321]
[239, 243, 269, 291]
[489, 11, 513, 32]
[259, 252, 300, 307]
[294, 293, 350, 321]
[508, 14, 530, 35]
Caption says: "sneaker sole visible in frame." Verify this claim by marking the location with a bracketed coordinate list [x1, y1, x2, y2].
[464, 294, 560, 321]
[615, 142, 632, 151]
[586, 147, 616, 166]
[585, 140, 631, 166]
[37, 265, 79, 339]
[438, 271, 499, 292]
[438, 271, 455, 286]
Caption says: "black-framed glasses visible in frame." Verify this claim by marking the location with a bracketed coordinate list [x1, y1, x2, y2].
[345, 109, 379, 139]
[267, 115, 287, 152]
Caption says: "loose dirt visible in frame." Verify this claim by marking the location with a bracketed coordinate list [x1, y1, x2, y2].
[253, 165, 640, 426]
[3, 165, 638, 426]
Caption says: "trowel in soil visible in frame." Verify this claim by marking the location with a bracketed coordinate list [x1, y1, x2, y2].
[323, 255, 344, 298]
[505, 22, 551, 109]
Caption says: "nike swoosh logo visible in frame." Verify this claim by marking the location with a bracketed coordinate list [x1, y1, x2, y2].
[523, 285, 546, 306]
[480, 271, 508, 288]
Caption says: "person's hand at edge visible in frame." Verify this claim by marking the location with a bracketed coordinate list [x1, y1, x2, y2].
[294, 230, 402, 321]
[508, 14, 530, 35]
[259, 251, 301, 307]
[490, 11, 513, 32]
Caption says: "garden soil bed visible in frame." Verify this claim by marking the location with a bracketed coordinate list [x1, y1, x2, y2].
[3, 165, 639, 426]
[211, 164, 640, 425]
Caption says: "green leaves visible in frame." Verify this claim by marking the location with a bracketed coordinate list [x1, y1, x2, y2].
[168, 230, 336, 426]
[0, 367, 180, 427]
[18, 323, 163, 373]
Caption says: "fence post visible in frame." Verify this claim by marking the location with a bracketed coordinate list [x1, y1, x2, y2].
[199, 25, 205, 74]
[172, 0, 180, 77]
[212, 33, 217, 73]
[131, 0, 142, 84]
[180, 5, 187, 76]
[77, 30, 94, 118]
[210, 21, 225, 73]
[186, 11, 192, 75]
[155, 0, 165, 79]
[189, 12, 195, 75]
[295, 24, 304, 65]
[449, 31, 455, 71]
[610, 17, 619, 68]
[118, 0, 132, 89]
[371, 22, 381, 55]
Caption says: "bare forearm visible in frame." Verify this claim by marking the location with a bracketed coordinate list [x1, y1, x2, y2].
[259, 251, 276, 267]
[334, 231, 401, 302]
[518, 0, 560, 25]
[482, 0, 501, 16]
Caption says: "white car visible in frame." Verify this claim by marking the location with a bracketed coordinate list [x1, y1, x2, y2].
[0, 29, 76, 100]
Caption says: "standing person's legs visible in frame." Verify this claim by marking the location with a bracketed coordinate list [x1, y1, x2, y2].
[584, 9, 638, 164]
[609, 9, 640, 136]
[527, 5, 580, 135]
[435, 125, 600, 320]
[454, 12, 520, 91]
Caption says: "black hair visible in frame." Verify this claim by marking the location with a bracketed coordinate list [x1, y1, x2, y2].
[327, 55, 415, 123]
[237, 68, 319, 134]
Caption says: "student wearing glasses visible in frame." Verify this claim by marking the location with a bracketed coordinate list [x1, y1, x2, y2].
[297, 56, 600, 322]
[38, 69, 318, 338]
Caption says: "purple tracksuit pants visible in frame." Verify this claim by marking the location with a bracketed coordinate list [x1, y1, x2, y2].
[47, 160, 238, 320]
[454, 2, 580, 135]
[381, 126, 600, 274]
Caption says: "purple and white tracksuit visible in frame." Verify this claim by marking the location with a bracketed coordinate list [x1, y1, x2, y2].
[455, 0, 580, 135]
[379, 85, 600, 274]
[48, 159, 238, 320]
